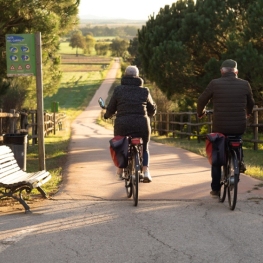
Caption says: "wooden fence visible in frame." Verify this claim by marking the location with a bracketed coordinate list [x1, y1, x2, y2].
[0, 109, 66, 145]
[151, 106, 263, 150]
[101, 106, 263, 150]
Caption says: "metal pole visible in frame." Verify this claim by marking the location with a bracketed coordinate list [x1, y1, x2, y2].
[35, 32, 46, 170]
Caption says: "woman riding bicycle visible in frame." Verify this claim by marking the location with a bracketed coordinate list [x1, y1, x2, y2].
[104, 65, 157, 182]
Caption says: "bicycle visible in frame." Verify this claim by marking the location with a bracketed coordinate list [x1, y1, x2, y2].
[98, 97, 144, 206]
[205, 110, 242, 210]
[123, 136, 144, 206]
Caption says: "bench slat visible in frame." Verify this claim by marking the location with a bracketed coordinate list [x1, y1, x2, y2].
[0, 164, 22, 180]
[0, 145, 13, 155]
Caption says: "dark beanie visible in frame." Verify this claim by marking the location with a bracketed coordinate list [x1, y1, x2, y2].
[221, 59, 237, 69]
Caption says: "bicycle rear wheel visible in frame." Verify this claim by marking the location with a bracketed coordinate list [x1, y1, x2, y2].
[125, 171, 132, 198]
[132, 153, 139, 206]
[219, 166, 227, 203]
[227, 151, 238, 210]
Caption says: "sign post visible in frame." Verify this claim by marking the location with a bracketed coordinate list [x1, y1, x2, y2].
[6, 33, 46, 170]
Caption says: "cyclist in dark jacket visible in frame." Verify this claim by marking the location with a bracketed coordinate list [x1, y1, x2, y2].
[104, 65, 157, 182]
[197, 59, 255, 197]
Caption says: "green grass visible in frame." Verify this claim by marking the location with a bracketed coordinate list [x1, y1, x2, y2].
[59, 42, 83, 55]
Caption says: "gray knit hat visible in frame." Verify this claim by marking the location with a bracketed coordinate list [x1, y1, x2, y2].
[221, 59, 237, 69]
[125, 65, 139, 76]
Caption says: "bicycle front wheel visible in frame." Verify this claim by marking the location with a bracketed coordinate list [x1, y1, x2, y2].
[132, 153, 139, 206]
[227, 151, 238, 210]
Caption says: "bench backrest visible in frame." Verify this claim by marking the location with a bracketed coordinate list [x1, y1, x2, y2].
[0, 145, 21, 182]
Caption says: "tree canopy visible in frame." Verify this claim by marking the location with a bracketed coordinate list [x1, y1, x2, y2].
[69, 31, 86, 56]
[137, 0, 263, 106]
[0, 0, 79, 108]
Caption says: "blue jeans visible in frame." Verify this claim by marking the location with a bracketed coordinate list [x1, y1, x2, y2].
[142, 142, 149, 167]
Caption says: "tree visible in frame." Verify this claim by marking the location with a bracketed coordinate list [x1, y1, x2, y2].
[95, 43, 110, 56]
[0, 0, 79, 109]
[84, 35, 96, 55]
[137, 0, 263, 107]
[110, 37, 129, 57]
[69, 31, 86, 56]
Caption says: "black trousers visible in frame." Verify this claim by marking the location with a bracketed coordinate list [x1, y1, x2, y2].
[211, 135, 243, 191]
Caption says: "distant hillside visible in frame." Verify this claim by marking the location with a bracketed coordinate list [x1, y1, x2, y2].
[79, 18, 146, 28]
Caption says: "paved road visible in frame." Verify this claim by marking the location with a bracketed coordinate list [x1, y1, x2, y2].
[1, 60, 263, 263]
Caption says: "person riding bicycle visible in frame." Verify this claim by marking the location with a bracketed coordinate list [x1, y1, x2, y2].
[104, 65, 157, 182]
[197, 59, 255, 197]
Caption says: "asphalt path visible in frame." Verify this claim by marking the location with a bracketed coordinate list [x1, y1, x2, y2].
[1, 60, 263, 263]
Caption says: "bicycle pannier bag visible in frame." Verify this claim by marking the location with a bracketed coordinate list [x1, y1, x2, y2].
[206, 133, 226, 166]
[109, 135, 129, 168]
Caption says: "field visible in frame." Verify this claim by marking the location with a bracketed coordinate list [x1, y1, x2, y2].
[59, 42, 112, 72]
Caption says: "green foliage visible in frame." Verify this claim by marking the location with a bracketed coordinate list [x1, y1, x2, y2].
[137, 0, 263, 107]
[95, 42, 110, 56]
[0, 0, 80, 109]
[69, 31, 86, 56]
[80, 25, 139, 38]
[84, 35, 96, 55]
[110, 37, 129, 57]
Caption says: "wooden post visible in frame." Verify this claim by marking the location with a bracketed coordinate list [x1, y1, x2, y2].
[10, 109, 15, 133]
[187, 114, 191, 140]
[180, 115, 183, 139]
[0, 108, 2, 134]
[253, 105, 258, 150]
[166, 112, 169, 136]
[35, 32, 46, 170]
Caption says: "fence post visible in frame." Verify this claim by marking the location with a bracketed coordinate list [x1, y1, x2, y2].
[159, 113, 162, 135]
[166, 112, 169, 136]
[187, 114, 191, 140]
[0, 108, 2, 134]
[179, 115, 183, 139]
[253, 105, 258, 150]
[10, 109, 16, 133]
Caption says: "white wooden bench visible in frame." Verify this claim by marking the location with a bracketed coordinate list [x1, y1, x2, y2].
[0, 145, 51, 213]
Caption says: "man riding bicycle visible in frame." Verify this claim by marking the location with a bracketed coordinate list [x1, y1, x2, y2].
[197, 59, 255, 198]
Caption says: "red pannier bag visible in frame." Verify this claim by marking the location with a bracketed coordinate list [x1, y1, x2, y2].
[109, 135, 129, 168]
[206, 133, 226, 166]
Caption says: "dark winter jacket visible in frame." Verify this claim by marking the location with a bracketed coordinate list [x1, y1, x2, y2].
[104, 76, 156, 143]
[197, 72, 255, 135]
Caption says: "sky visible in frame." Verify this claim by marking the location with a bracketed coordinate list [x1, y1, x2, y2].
[78, 0, 177, 20]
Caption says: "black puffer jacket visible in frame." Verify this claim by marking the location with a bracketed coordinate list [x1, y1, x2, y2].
[197, 72, 255, 134]
[104, 76, 157, 143]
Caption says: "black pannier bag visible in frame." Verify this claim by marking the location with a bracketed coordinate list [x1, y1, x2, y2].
[109, 136, 129, 168]
[206, 133, 226, 166]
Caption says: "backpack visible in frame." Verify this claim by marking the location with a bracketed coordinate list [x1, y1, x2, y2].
[109, 135, 129, 168]
[205, 133, 226, 166]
